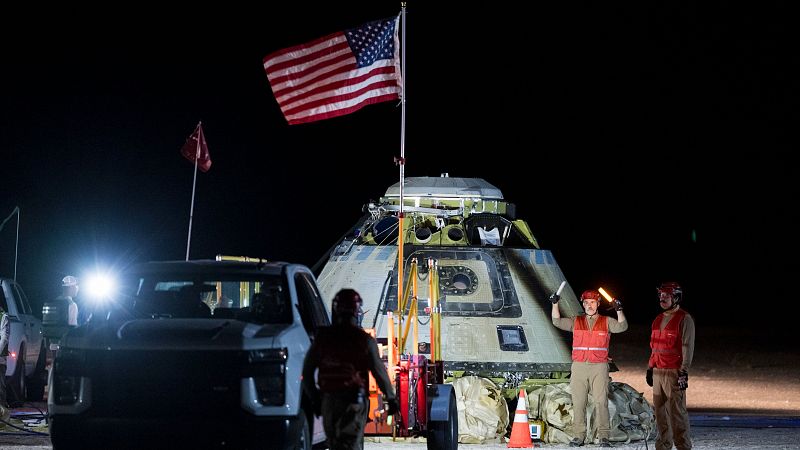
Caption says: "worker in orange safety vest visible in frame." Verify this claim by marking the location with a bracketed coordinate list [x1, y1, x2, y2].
[647, 281, 695, 450]
[552, 289, 627, 447]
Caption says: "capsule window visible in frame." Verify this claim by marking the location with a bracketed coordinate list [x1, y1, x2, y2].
[496, 325, 529, 351]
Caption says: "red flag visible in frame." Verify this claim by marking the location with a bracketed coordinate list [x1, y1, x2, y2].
[263, 15, 402, 125]
[180, 122, 211, 172]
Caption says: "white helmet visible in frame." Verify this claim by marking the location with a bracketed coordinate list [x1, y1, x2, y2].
[62, 275, 79, 287]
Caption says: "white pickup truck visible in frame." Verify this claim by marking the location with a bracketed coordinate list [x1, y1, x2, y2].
[48, 259, 329, 450]
[0, 277, 47, 402]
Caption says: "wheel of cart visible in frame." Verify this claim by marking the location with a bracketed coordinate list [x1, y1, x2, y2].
[426, 383, 458, 450]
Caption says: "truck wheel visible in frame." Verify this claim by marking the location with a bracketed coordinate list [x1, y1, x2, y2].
[26, 342, 47, 401]
[294, 407, 312, 450]
[427, 387, 458, 450]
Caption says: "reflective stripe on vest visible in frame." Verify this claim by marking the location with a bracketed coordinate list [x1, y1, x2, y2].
[572, 315, 610, 363]
[648, 309, 686, 369]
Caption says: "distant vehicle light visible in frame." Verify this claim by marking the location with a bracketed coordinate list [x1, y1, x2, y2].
[10, 351, 16, 358]
[85, 273, 117, 300]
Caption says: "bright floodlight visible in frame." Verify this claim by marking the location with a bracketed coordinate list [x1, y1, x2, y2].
[85, 273, 116, 299]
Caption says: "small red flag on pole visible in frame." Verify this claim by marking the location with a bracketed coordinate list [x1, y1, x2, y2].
[182, 121, 212, 260]
[180, 122, 212, 172]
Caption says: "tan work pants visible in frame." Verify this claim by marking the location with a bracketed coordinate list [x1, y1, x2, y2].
[653, 368, 692, 450]
[570, 361, 610, 441]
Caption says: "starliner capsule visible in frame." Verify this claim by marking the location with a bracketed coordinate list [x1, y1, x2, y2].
[314, 175, 590, 384]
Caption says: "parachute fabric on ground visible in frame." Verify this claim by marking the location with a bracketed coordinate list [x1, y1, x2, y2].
[536, 384, 575, 444]
[451, 376, 509, 444]
[608, 382, 656, 443]
[525, 382, 654, 445]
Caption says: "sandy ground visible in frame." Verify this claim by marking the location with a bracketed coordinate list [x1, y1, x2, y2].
[2, 325, 798, 449]
[611, 324, 800, 416]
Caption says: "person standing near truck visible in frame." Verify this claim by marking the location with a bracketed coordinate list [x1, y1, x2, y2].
[61, 275, 80, 326]
[302, 288, 398, 450]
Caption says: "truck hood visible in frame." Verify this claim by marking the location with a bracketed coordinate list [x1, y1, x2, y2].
[61, 319, 291, 351]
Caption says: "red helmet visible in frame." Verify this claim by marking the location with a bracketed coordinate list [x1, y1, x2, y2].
[580, 290, 601, 301]
[332, 289, 363, 319]
[657, 281, 683, 303]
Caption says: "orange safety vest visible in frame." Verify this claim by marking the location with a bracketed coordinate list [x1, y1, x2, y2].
[648, 309, 687, 369]
[572, 315, 610, 363]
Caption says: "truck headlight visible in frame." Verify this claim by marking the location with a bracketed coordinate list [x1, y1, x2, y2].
[246, 348, 287, 406]
[52, 348, 86, 405]
[247, 348, 287, 364]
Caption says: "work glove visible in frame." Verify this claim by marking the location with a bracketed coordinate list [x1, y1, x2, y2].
[548, 293, 560, 304]
[677, 369, 689, 390]
[612, 298, 623, 311]
[386, 397, 399, 416]
[646, 368, 653, 387]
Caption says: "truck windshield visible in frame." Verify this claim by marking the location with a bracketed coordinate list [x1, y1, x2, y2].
[129, 274, 289, 323]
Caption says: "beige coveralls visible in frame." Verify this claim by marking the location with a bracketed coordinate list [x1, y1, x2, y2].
[553, 314, 628, 442]
[651, 309, 695, 450]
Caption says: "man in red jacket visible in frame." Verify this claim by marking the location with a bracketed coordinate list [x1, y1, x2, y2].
[552, 289, 627, 447]
[647, 281, 695, 450]
[303, 289, 398, 450]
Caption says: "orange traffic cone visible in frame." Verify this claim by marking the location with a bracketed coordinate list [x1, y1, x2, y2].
[508, 388, 534, 448]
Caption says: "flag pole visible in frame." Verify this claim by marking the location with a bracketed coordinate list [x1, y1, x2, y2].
[396, 3, 407, 335]
[185, 121, 202, 261]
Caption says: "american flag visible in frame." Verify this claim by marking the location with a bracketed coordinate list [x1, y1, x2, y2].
[263, 16, 402, 125]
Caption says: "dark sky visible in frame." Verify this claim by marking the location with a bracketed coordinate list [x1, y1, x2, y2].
[2, 3, 798, 325]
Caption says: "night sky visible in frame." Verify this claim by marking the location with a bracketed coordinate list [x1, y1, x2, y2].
[2, 3, 798, 326]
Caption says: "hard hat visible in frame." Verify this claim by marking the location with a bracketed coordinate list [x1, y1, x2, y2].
[580, 289, 601, 301]
[657, 281, 682, 303]
[332, 289, 363, 319]
[62, 275, 79, 287]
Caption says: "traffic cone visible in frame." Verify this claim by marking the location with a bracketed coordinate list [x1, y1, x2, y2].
[508, 388, 534, 448]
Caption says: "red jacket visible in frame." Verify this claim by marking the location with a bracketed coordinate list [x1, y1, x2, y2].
[314, 325, 372, 392]
[649, 309, 687, 369]
[572, 315, 610, 363]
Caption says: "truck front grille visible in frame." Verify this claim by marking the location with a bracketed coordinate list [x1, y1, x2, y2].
[85, 349, 242, 418]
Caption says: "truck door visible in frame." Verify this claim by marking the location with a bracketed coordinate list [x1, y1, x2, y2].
[293, 272, 330, 340]
[12, 282, 42, 369]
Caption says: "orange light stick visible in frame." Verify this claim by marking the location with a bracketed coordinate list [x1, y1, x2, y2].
[598, 287, 614, 303]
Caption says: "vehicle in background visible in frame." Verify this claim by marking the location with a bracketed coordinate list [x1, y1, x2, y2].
[48, 258, 329, 450]
[0, 278, 46, 402]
